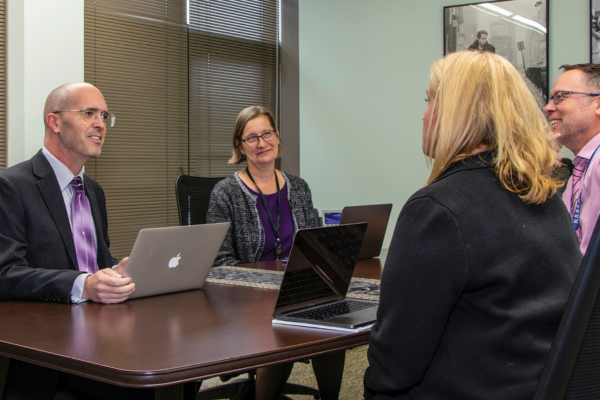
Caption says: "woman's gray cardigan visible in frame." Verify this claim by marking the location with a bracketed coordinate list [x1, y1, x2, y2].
[206, 170, 315, 266]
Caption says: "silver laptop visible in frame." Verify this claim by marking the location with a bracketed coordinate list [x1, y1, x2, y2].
[321, 204, 392, 259]
[123, 223, 229, 299]
[273, 223, 378, 329]
[339, 204, 392, 259]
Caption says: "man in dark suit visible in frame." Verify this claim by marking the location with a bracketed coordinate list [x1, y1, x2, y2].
[0, 83, 151, 399]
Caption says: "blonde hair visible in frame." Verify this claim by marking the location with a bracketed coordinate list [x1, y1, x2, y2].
[424, 51, 560, 204]
[229, 106, 282, 165]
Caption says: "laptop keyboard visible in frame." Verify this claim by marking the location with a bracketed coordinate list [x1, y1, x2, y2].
[287, 300, 375, 321]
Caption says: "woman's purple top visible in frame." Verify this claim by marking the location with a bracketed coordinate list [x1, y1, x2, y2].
[242, 181, 294, 261]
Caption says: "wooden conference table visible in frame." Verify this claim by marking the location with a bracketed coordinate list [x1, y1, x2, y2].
[0, 255, 384, 399]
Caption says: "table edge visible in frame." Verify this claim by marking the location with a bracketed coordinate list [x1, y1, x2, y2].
[0, 332, 369, 387]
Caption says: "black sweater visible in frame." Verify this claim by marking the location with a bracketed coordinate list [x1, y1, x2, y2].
[364, 153, 582, 400]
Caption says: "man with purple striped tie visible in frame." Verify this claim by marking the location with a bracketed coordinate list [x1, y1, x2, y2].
[0, 83, 152, 399]
[545, 64, 600, 255]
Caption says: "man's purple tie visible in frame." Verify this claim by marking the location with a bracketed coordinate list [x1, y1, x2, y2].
[71, 177, 97, 274]
[571, 157, 588, 216]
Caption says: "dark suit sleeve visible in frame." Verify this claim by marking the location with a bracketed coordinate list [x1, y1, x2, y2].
[363, 197, 468, 398]
[0, 175, 81, 303]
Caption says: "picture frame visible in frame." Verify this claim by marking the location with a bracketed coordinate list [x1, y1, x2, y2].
[444, 0, 549, 107]
[592, 0, 600, 63]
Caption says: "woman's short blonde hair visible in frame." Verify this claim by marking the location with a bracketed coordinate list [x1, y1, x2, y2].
[228, 106, 282, 165]
[424, 50, 560, 204]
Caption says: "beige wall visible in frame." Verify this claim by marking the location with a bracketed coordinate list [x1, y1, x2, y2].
[7, 0, 83, 167]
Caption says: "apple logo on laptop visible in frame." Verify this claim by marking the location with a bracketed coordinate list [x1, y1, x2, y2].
[169, 253, 181, 268]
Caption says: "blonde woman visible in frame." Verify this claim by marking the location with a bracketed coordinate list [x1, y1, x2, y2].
[364, 51, 582, 399]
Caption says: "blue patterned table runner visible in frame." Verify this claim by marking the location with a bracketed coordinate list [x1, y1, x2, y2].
[207, 265, 380, 302]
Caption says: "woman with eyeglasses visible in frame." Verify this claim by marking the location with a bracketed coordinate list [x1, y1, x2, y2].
[207, 105, 316, 267]
[363, 51, 582, 399]
[207, 105, 344, 400]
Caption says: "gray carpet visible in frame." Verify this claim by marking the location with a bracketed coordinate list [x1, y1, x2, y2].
[199, 344, 369, 399]
[285, 344, 368, 399]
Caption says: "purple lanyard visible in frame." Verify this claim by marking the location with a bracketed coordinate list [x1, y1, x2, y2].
[572, 144, 600, 230]
[246, 168, 282, 259]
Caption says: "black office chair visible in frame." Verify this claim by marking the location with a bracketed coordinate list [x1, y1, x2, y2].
[552, 158, 574, 196]
[175, 175, 225, 226]
[533, 216, 600, 400]
[313, 208, 322, 227]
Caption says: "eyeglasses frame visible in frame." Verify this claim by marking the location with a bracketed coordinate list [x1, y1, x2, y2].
[53, 107, 116, 128]
[239, 129, 277, 145]
[550, 90, 600, 105]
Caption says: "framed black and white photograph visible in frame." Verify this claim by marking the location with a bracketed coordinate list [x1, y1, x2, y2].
[592, 0, 600, 62]
[444, 0, 548, 107]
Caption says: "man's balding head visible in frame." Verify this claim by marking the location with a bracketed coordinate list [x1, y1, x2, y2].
[43, 83, 100, 131]
[43, 83, 108, 174]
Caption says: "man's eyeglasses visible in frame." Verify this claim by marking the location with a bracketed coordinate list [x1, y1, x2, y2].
[53, 108, 116, 128]
[240, 130, 276, 145]
[550, 90, 600, 105]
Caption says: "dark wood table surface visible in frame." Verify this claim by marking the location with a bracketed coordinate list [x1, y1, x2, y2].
[0, 255, 384, 398]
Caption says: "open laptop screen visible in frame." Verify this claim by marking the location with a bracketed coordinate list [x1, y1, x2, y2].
[339, 203, 392, 259]
[274, 223, 367, 313]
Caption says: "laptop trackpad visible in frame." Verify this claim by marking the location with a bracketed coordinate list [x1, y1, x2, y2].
[326, 305, 378, 328]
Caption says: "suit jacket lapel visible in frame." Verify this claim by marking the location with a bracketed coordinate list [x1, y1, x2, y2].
[31, 151, 79, 270]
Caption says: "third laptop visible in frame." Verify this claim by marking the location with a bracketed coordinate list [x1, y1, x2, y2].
[272, 223, 378, 329]
[339, 203, 392, 260]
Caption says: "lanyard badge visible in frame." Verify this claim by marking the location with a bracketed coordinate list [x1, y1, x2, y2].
[573, 199, 581, 230]
[246, 168, 282, 259]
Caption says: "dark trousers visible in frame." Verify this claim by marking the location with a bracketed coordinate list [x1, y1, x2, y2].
[5, 360, 153, 400]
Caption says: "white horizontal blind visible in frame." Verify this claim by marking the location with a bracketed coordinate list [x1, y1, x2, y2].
[188, 0, 280, 176]
[84, 0, 189, 259]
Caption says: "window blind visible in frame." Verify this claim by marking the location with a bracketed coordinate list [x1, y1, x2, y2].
[84, 0, 189, 259]
[84, 0, 280, 259]
[188, 0, 280, 176]
[0, 0, 5, 170]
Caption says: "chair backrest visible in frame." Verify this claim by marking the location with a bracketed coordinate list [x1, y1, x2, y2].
[175, 175, 225, 226]
[534, 217, 600, 400]
[313, 208, 322, 227]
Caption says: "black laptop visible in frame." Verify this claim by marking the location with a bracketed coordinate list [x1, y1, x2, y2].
[272, 223, 379, 329]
